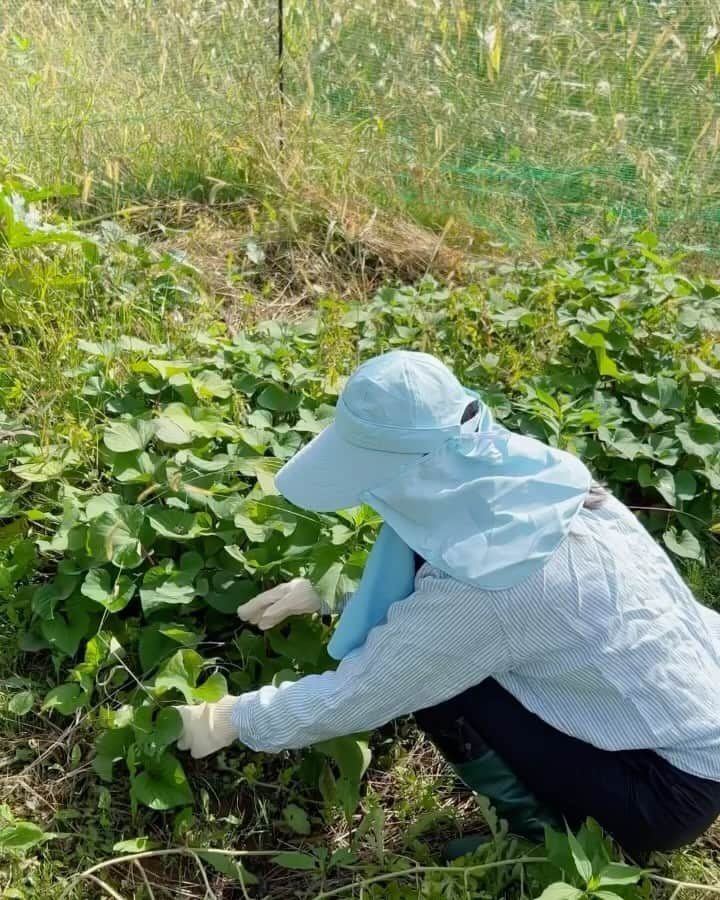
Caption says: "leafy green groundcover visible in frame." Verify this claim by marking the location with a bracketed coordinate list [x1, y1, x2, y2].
[1, 228, 720, 830]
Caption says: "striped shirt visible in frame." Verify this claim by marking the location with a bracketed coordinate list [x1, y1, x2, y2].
[231, 494, 720, 780]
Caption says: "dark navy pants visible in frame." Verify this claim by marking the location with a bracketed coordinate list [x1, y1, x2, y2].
[416, 678, 720, 853]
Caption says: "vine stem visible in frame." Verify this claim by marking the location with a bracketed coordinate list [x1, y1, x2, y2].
[650, 875, 720, 896]
[310, 856, 548, 899]
[311, 864, 720, 900]
[61, 848, 720, 900]
[60, 847, 281, 899]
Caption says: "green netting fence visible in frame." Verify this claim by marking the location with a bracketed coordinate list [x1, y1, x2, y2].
[2, 0, 720, 251]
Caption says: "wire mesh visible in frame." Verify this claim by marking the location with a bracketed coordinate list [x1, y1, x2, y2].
[2, 0, 719, 250]
[283, 0, 720, 250]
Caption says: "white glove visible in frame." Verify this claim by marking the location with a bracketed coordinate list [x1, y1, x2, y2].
[237, 578, 321, 630]
[176, 695, 240, 759]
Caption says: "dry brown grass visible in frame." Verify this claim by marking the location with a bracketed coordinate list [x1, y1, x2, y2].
[150, 197, 483, 331]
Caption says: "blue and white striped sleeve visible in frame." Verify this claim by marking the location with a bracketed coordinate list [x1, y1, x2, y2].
[230, 577, 511, 753]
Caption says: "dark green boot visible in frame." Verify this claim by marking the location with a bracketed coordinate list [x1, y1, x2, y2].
[443, 747, 561, 860]
[443, 833, 492, 860]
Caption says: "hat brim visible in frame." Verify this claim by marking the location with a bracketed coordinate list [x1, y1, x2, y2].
[274, 423, 423, 512]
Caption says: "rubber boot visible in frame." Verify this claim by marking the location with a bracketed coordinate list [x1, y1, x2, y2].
[443, 746, 562, 860]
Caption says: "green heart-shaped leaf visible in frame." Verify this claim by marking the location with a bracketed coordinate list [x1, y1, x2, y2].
[130, 753, 192, 810]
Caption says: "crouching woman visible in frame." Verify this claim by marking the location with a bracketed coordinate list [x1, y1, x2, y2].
[176, 351, 720, 856]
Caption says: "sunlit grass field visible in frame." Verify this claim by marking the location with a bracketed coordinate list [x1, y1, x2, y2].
[2, 0, 719, 252]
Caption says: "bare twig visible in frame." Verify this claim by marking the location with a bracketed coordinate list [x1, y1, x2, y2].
[86, 873, 129, 900]
[650, 875, 720, 897]
[188, 851, 218, 900]
[133, 860, 157, 900]
[237, 867, 252, 900]
[19, 720, 78, 777]
[13, 776, 58, 813]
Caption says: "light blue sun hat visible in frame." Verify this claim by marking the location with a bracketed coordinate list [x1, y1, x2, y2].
[275, 351, 489, 511]
[275, 350, 592, 659]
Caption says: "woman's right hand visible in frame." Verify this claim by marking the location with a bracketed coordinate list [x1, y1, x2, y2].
[237, 578, 322, 630]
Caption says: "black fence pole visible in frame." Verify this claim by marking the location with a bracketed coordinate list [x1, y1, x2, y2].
[277, 0, 285, 150]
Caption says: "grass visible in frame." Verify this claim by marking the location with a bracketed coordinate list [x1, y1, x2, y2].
[1, 1, 720, 897]
[2, 0, 720, 255]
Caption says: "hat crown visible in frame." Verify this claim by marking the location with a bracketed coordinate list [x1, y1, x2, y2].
[342, 351, 469, 430]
